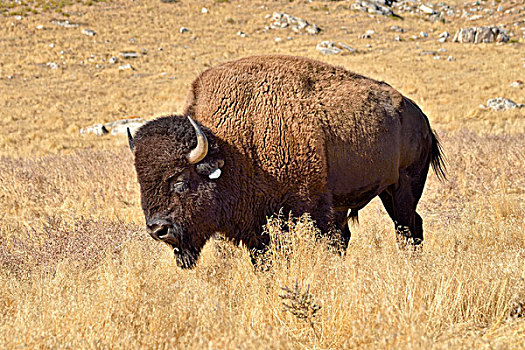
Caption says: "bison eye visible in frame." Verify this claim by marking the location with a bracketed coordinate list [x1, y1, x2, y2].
[171, 181, 188, 194]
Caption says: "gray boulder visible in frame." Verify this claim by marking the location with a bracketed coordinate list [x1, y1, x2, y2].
[270, 12, 321, 34]
[80, 118, 147, 136]
[316, 41, 355, 55]
[452, 26, 509, 43]
[481, 98, 524, 111]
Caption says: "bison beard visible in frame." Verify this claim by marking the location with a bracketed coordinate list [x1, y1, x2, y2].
[128, 55, 446, 269]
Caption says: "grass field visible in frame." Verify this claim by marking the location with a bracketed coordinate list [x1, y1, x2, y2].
[1, 0, 524, 348]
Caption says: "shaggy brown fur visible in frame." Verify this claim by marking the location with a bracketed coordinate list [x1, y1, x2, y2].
[131, 55, 445, 268]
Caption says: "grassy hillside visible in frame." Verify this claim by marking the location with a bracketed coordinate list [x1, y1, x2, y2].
[0, 0, 524, 348]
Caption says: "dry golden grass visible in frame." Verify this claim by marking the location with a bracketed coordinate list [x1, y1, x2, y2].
[1, 0, 524, 348]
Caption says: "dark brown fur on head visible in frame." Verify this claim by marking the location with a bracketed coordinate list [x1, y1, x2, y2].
[132, 115, 224, 268]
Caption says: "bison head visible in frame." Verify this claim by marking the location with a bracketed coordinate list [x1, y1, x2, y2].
[128, 115, 225, 268]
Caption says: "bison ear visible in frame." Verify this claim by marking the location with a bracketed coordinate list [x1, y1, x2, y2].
[195, 158, 224, 179]
[208, 159, 224, 179]
[208, 168, 221, 180]
[127, 128, 135, 152]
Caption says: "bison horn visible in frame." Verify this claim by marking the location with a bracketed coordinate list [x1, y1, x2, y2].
[127, 127, 135, 151]
[186, 116, 208, 164]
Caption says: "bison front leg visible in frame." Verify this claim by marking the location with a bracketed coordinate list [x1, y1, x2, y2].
[333, 210, 352, 254]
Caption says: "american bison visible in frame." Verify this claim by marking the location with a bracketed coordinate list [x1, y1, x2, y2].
[128, 55, 446, 268]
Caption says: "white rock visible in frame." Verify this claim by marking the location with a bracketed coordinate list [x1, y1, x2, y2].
[201, 7, 208, 14]
[509, 80, 524, 88]
[485, 97, 524, 111]
[447, 56, 455, 61]
[467, 14, 483, 21]
[80, 118, 147, 136]
[82, 28, 96, 36]
[316, 41, 355, 55]
[80, 124, 108, 136]
[47, 62, 59, 69]
[109, 56, 118, 64]
[119, 64, 134, 70]
[269, 12, 321, 34]
[237, 31, 246, 38]
[180, 27, 189, 33]
[420, 4, 436, 15]
[420, 31, 428, 37]
[120, 51, 139, 59]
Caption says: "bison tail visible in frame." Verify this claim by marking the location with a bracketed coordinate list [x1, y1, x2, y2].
[430, 130, 447, 181]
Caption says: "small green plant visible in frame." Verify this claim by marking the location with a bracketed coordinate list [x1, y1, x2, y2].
[280, 280, 322, 339]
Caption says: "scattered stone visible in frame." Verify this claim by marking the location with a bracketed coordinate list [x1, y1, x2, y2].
[49, 43, 55, 48]
[120, 51, 139, 59]
[452, 26, 509, 43]
[316, 41, 355, 55]
[237, 31, 246, 38]
[47, 62, 59, 69]
[7, 75, 13, 79]
[80, 124, 108, 136]
[36, 24, 44, 30]
[394, 35, 402, 41]
[360, 30, 375, 39]
[420, 4, 436, 15]
[81, 28, 96, 36]
[352, 0, 398, 17]
[497, 5, 503, 12]
[481, 97, 524, 111]
[108, 56, 118, 64]
[510, 80, 524, 88]
[274, 37, 282, 42]
[179, 27, 189, 33]
[201, 7, 208, 14]
[447, 55, 455, 61]
[390, 25, 404, 33]
[438, 31, 450, 42]
[52, 20, 79, 28]
[118, 64, 134, 71]
[420, 31, 428, 38]
[269, 12, 321, 34]
[96, 64, 102, 69]
[80, 118, 147, 136]
[467, 14, 483, 21]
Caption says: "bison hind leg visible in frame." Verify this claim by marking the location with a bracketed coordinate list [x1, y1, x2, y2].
[379, 168, 427, 246]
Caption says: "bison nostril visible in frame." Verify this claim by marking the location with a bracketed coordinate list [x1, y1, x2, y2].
[151, 225, 169, 239]
[146, 218, 172, 240]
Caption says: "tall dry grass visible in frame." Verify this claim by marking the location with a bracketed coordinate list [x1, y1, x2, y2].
[1, 0, 524, 347]
[1, 131, 523, 349]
